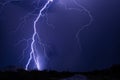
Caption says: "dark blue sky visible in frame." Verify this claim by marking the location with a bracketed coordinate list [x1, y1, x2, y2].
[0, 0, 120, 72]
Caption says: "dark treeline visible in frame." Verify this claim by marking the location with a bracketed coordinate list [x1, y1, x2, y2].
[0, 69, 75, 80]
[0, 64, 120, 80]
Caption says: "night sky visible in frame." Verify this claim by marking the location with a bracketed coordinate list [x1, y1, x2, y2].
[0, 0, 120, 72]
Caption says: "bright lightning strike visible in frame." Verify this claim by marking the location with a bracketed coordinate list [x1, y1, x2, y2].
[0, 0, 93, 71]
[25, 0, 54, 70]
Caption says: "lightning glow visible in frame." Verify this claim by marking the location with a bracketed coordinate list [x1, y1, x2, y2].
[0, 0, 93, 71]
[25, 0, 53, 70]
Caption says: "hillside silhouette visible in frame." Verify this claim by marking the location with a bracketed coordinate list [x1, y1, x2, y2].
[0, 64, 120, 80]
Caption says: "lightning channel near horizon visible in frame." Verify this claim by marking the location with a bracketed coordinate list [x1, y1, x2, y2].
[25, 0, 54, 70]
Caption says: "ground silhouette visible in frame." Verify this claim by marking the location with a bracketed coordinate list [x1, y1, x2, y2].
[0, 64, 120, 80]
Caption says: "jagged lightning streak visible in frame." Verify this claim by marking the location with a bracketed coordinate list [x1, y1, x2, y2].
[25, 0, 53, 70]
[0, 0, 93, 71]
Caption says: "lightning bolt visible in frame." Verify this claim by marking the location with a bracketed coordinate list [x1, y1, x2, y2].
[25, 0, 53, 70]
[0, 0, 93, 71]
